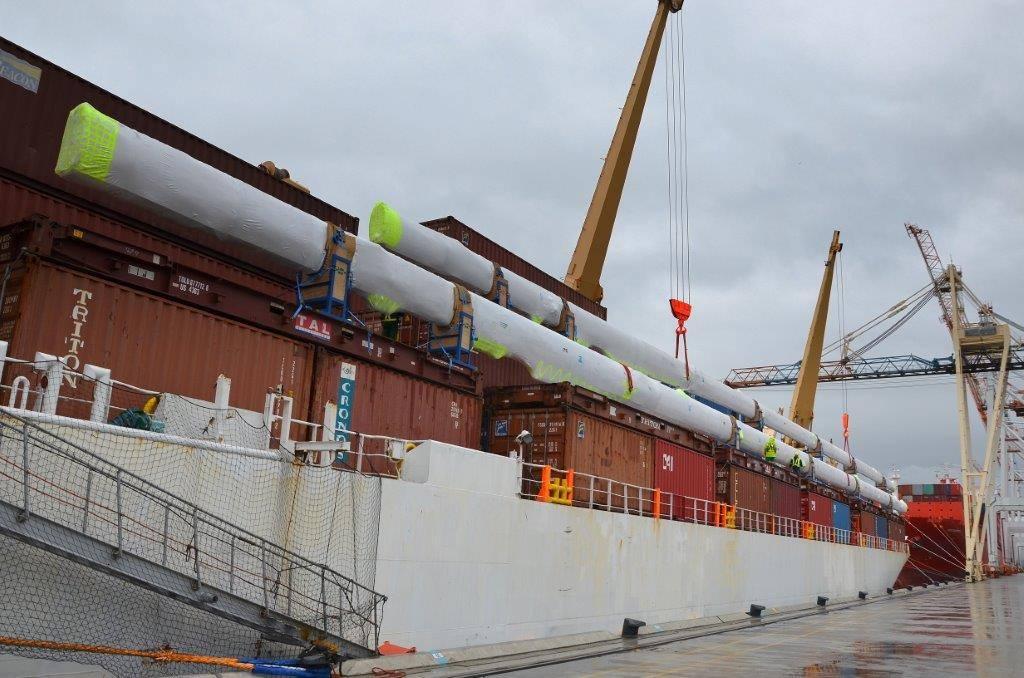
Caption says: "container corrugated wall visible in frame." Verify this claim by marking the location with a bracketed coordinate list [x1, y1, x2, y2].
[858, 511, 878, 537]
[832, 500, 852, 532]
[2, 259, 313, 417]
[1, 37, 357, 278]
[717, 464, 770, 530]
[803, 491, 833, 526]
[487, 407, 653, 510]
[770, 478, 801, 520]
[310, 349, 482, 473]
[653, 439, 714, 521]
[422, 216, 607, 320]
[876, 515, 889, 540]
[0, 179, 291, 299]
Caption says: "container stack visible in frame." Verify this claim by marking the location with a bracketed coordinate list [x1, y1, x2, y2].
[0, 38, 482, 451]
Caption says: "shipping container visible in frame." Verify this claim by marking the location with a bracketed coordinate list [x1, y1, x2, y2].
[827, 501, 851, 544]
[309, 348, 483, 475]
[1, 38, 357, 279]
[653, 439, 715, 522]
[888, 518, 906, 544]
[770, 476, 801, 521]
[0, 258, 313, 419]
[422, 216, 606, 320]
[0, 214, 477, 394]
[0, 183, 289, 300]
[803, 490, 833, 527]
[487, 407, 653, 511]
[487, 384, 715, 452]
[716, 464, 771, 530]
[856, 510, 878, 537]
[876, 515, 889, 540]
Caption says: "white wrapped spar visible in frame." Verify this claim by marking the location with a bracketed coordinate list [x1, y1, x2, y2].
[56, 103, 330, 273]
[54, 104, 905, 513]
[367, 203, 895, 492]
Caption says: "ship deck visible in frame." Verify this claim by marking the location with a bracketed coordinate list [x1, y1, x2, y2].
[501, 576, 1023, 677]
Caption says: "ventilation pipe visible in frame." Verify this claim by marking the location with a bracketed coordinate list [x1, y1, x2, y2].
[53, 103, 905, 513]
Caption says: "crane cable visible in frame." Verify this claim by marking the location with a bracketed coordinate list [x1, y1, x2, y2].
[665, 11, 693, 368]
[838, 248, 851, 452]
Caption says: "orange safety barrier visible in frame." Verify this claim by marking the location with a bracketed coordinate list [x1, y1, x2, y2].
[803, 522, 816, 540]
[537, 465, 551, 502]
[653, 488, 662, 520]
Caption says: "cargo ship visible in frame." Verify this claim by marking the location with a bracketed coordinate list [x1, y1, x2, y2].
[0, 35, 912, 676]
[896, 475, 967, 587]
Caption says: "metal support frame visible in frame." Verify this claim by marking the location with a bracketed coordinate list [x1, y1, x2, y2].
[294, 230, 355, 323]
[949, 265, 1013, 581]
[427, 285, 476, 370]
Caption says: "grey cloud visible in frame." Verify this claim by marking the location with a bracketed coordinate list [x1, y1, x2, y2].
[3, 0, 1020, 482]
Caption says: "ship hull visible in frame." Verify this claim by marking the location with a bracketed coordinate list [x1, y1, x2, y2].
[375, 442, 908, 650]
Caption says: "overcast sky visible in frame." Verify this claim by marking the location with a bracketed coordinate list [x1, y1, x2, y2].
[4, 1, 1021, 484]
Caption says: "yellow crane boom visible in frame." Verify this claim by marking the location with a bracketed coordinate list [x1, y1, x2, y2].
[564, 0, 684, 303]
[788, 230, 843, 431]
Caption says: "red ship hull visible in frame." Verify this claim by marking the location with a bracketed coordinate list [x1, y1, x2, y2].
[895, 482, 967, 587]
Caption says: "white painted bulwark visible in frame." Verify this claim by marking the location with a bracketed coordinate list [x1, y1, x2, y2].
[375, 442, 908, 650]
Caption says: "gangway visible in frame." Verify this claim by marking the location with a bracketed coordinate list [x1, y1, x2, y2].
[0, 412, 384, 659]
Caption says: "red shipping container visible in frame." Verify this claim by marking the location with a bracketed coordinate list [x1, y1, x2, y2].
[803, 491, 833, 526]
[310, 349, 483, 475]
[653, 439, 714, 522]
[771, 478, 801, 520]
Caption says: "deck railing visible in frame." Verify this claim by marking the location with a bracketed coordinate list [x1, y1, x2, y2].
[519, 462, 908, 554]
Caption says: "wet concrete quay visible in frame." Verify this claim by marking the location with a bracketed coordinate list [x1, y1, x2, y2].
[503, 577, 1023, 677]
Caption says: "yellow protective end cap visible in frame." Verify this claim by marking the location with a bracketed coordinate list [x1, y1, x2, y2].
[368, 202, 404, 249]
[55, 102, 120, 182]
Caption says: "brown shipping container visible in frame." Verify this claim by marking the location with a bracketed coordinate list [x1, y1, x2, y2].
[310, 349, 483, 474]
[803, 490, 833, 526]
[771, 477, 801, 521]
[1, 259, 313, 417]
[889, 518, 906, 544]
[855, 510, 878, 537]
[488, 383, 715, 452]
[488, 407, 652, 510]
[422, 216, 606, 320]
[1, 38, 357, 278]
[717, 464, 771, 530]
[653, 439, 715, 522]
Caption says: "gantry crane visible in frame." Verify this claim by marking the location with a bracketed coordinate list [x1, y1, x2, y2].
[727, 223, 1023, 579]
[564, 0, 685, 302]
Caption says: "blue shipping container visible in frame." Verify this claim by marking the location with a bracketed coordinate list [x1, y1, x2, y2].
[832, 501, 851, 542]
[876, 515, 889, 539]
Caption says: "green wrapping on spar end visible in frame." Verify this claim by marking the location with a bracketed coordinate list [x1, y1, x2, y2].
[55, 103, 120, 182]
[369, 202, 404, 249]
[473, 336, 508, 359]
[367, 293, 401, 315]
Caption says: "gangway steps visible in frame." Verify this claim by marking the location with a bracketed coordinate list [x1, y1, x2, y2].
[0, 414, 384, 659]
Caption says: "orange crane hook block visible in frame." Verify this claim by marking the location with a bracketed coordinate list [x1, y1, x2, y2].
[669, 298, 692, 379]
